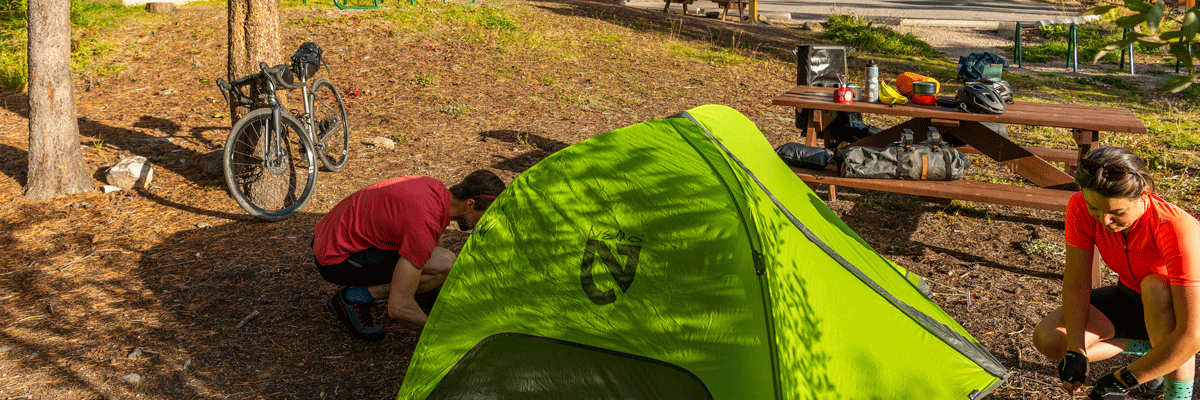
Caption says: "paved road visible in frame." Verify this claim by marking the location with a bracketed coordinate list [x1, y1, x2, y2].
[631, 0, 1091, 28]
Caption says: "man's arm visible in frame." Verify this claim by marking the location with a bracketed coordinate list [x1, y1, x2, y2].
[387, 257, 427, 331]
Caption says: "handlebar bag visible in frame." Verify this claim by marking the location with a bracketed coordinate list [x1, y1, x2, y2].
[290, 42, 323, 80]
[838, 128, 969, 180]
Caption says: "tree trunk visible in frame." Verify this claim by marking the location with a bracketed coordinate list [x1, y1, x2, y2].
[228, 0, 281, 121]
[25, 0, 91, 201]
[227, 0, 291, 213]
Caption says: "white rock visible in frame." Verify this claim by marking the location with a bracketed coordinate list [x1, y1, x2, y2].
[105, 156, 154, 190]
[101, 185, 123, 194]
[362, 136, 395, 150]
[120, 373, 141, 384]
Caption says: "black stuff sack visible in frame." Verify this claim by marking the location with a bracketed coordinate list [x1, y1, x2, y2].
[957, 52, 1007, 83]
[838, 128, 970, 180]
[775, 143, 835, 169]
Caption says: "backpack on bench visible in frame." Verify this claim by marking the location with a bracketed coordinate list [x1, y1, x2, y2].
[838, 127, 970, 181]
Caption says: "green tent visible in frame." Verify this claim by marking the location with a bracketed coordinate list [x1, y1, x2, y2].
[396, 105, 1009, 400]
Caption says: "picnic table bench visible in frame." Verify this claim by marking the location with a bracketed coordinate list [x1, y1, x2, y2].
[771, 85, 1149, 212]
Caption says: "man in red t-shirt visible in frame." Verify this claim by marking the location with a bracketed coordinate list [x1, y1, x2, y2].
[313, 170, 505, 341]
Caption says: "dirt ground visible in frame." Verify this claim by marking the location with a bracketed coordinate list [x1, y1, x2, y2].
[0, 0, 1192, 399]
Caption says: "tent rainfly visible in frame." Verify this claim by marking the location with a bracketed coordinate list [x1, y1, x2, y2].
[396, 104, 1010, 400]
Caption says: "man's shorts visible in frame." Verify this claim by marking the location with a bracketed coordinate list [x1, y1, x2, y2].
[315, 247, 399, 287]
[1091, 284, 1150, 341]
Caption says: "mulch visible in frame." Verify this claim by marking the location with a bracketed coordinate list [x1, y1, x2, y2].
[0, 0, 1181, 399]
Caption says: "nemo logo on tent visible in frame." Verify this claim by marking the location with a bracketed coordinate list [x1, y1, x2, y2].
[579, 239, 641, 305]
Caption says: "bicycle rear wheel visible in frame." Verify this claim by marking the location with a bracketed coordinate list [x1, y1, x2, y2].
[223, 108, 318, 221]
[310, 77, 350, 172]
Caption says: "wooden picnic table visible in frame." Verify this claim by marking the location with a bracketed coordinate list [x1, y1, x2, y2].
[771, 85, 1149, 212]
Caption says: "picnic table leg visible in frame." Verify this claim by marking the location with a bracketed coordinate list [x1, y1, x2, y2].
[1073, 129, 1100, 175]
[802, 109, 839, 199]
[943, 121, 1078, 190]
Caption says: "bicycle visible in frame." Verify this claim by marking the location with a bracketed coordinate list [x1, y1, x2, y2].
[216, 42, 350, 221]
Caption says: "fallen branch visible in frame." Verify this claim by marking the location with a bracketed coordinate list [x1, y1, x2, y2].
[56, 248, 128, 271]
[235, 310, 260, 329]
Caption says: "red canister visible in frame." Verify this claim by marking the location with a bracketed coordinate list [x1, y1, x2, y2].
[834, 87, 854, 103]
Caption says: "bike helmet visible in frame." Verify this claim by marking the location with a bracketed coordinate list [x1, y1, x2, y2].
[956, 82, 1006, 114]
[982, 79, 1013, 104]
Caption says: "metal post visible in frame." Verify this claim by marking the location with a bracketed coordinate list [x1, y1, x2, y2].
[1129, 41, 1136, 75]
[1070, 23, 1078, 73]
[1016, 22, 1023, 68]
[1120, 28, 1128, 71]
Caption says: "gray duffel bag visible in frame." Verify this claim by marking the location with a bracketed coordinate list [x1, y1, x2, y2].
[838, 128, 969, 181]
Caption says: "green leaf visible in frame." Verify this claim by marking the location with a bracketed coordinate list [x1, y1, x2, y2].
[1147, 1, 1166, 32]
[1162, 31, 1185, 41]
[1086, 4, 1121, 15]
[1162, 75, 1194, 93]
[1124, 0, 1151, 12]
[1170, 42, 1194, 68]
[1116, 14, 1148, 29]
[1184, 10, 1200, 42]
[1137, 37, 1169, 48]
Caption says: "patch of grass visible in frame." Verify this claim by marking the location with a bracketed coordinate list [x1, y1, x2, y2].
[0, 1, 140, 90]
[668, 44, 749, 66]
[942, 200, 992, 222]
[1088, 75, 1139, 91]
[436, 104, 475, 117]
[1018, 239, 1064, 257]
[412, 74, 438, 86]
[821, 15, 939, 58]
[860, 194, 917, 211]
[388, 133, 411, 143]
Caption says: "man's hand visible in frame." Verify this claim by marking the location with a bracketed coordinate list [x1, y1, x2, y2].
[1088, 368, 1137, 400]
[1058, 350, 1089, 393]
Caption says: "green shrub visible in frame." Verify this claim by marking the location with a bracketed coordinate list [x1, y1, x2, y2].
[821, 15, 939, 58]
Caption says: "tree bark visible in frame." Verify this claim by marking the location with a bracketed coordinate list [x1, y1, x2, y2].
[25, 0, 92, 200]
[227, 0, 281, 121]
[227, 0, 292, 213]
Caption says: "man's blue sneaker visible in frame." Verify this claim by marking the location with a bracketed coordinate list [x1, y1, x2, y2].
[328, 288, 385, 342]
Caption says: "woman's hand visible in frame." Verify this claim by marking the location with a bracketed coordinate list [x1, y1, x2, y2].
[1058, 350, 1089, 393]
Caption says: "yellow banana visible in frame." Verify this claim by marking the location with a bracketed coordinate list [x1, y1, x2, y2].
[879, 82, 908, 105]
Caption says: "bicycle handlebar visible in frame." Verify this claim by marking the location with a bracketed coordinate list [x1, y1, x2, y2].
[260, 62, 300, 91]
[216, 62, 304, 110]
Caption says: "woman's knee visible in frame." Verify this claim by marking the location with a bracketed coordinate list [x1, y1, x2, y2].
[1033, 309, 1068, 358]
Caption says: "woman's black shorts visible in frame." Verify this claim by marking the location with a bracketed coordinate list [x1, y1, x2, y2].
[1091, 284, 1149, 340]
[315, 247, 399, 287]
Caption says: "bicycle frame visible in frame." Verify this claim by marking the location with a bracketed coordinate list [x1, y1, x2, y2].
[218, 63, 321, 176]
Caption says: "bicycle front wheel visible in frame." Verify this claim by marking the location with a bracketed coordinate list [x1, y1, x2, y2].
[223, 108, 319, 221]
[310, 77, 350, 172]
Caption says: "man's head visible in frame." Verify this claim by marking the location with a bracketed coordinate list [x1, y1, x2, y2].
[447, 169, 506, 231]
